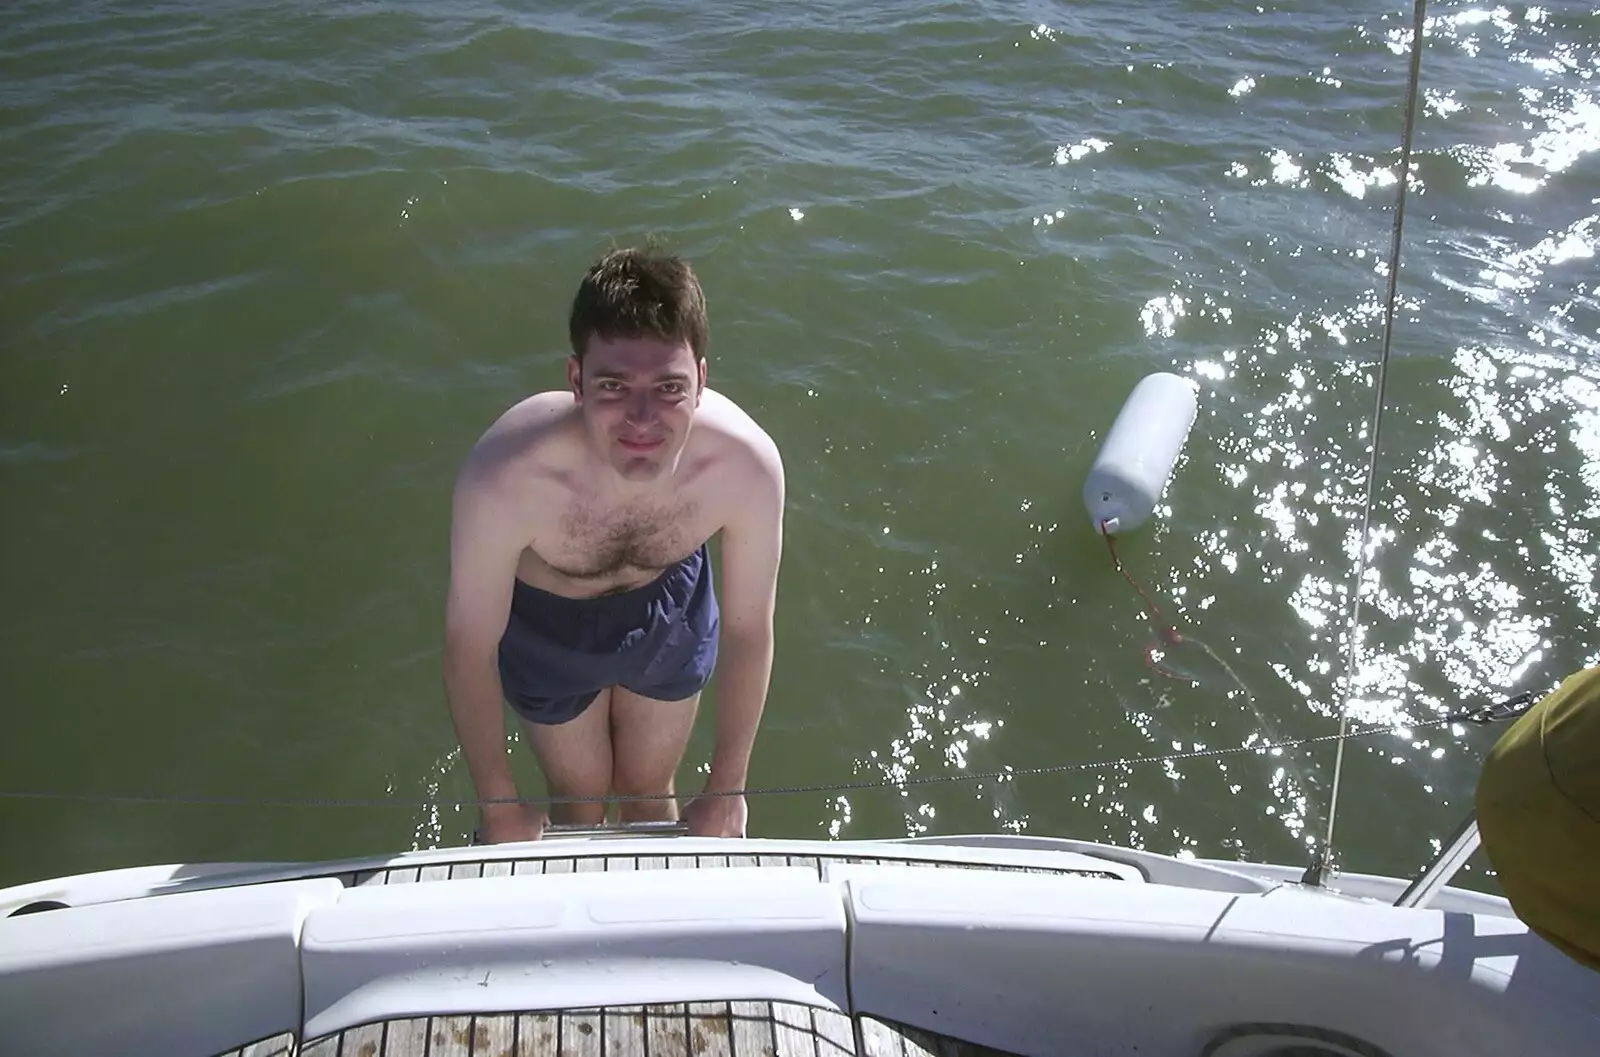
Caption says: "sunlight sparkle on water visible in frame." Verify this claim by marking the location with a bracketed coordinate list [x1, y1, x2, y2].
[1140, 294, 1187, 337]
[1054, 138, 1110, 166]
[1326, 154, 1397, 200]
[1269, 149, 1307, 187]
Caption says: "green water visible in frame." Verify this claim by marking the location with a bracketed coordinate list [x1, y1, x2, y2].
[2, 0, 1597, 891]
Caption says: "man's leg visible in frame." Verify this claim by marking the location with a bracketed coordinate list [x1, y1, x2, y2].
[518, 687, 614, 826]
[610, 686, 699, 823]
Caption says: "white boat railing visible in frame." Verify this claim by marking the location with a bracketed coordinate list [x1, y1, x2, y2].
[1394, 811, 1482, 909]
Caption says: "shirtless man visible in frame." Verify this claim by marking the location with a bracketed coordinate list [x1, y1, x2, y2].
[442, 247, 784, 843]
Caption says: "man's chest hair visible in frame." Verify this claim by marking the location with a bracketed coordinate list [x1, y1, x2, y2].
[549, 497, 702, 581]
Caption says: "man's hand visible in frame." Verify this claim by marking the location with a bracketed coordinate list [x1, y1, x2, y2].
[477, 802, 546, 844]
[684, 791, 747, 838]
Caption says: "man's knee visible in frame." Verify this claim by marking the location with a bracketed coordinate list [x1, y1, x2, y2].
[538, 766, 606, 825]
[551, 794, 608, 826]
[519, 693, 613, 825]
[613, 767, 677, 821]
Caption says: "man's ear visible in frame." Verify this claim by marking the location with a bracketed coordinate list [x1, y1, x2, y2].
[567, 356, 583, 401]
[696, 358, 708, 402]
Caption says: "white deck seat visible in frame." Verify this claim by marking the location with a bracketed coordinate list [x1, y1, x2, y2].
[834, 864, 1600, 1057]
[0, 877, 342, 1057]
[299, 866, 848, 1040]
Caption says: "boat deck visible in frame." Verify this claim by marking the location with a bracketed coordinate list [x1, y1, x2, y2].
[233, 1005, 1015, 1057]
[345, 848, 1113, 886]
[217, 846, 1083, 1057]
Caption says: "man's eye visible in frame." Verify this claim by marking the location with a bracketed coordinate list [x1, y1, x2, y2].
[661, 383, 686, 395]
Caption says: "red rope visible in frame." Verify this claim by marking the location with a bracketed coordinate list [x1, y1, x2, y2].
[1100, 520, 1191, 680]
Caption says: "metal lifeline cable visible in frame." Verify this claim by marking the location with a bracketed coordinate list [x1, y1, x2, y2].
[1312, 0, 1431, 885]
[0, 693, 1536, 812]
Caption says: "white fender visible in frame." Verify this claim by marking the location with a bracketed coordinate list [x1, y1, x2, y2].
[1083, 372, 1197, 534]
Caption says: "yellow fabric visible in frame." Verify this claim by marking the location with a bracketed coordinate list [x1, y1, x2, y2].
[1475, 666, 1600, 973]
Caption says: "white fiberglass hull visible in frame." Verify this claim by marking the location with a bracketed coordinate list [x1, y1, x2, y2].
[2, 834, 1595, 1057]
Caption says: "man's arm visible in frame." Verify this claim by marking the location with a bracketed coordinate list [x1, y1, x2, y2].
[441, 461, 528, 832]
[703, 436, 785, 801]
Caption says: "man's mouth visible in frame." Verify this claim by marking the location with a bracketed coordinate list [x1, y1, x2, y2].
[617, 435, 665, 453]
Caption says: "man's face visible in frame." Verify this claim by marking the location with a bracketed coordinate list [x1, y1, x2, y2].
[568, 334, 705, 483]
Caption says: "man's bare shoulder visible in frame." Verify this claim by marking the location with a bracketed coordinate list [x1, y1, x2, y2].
[695, 387, 783, 484]
[457, 391, 579, 495]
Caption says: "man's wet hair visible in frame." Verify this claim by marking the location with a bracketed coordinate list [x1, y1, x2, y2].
[568, 246, 708, 363]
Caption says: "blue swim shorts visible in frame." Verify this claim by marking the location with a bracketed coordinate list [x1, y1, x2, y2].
[497, 544, 720, 725]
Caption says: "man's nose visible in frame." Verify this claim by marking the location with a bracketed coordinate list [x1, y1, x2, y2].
[625, 389, 654, 422]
